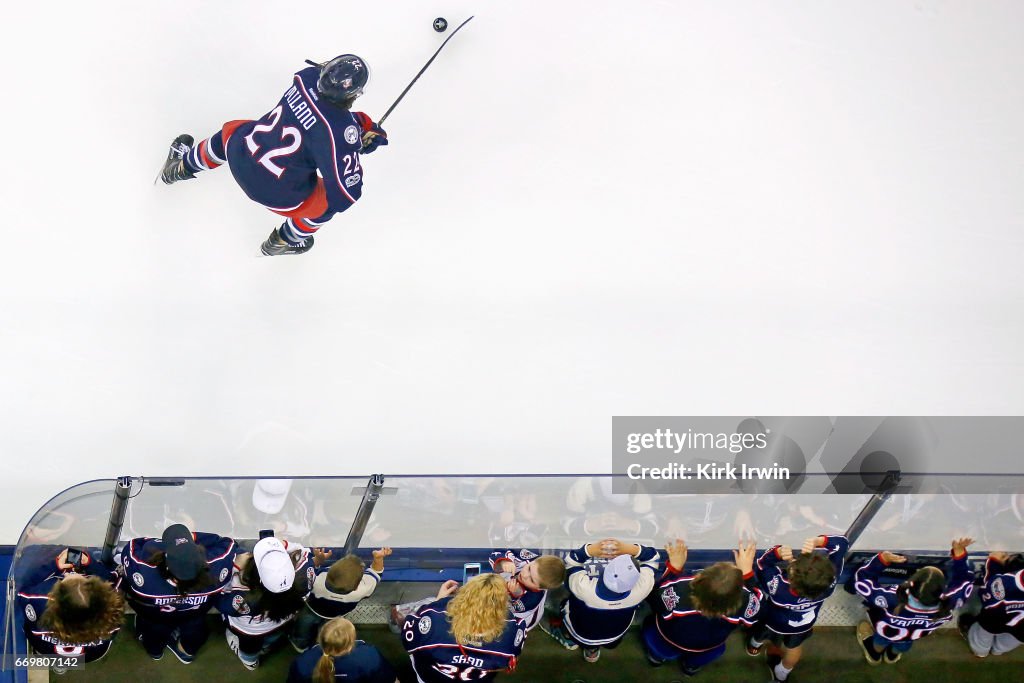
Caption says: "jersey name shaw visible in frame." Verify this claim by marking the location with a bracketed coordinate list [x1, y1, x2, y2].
[284, 85, 317, 130]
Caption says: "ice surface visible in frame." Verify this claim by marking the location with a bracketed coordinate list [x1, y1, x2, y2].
[1, 1, 1023, 542]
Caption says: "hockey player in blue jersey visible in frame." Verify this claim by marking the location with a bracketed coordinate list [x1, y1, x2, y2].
[488, 548, 567, 631]
[16, 548, 125, 667]
[159, 54, 388, 256]
[642, 539, 761, 676]
[121, 524, 236, 662]
[542, 538, 660, 663]
[854, 537, 974, 665]
[959, 551, 1024, 657]
[402, 573, 527, 683]
[747, 534, 849, 681]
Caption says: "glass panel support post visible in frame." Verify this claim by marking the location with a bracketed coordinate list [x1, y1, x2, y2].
[843, 470, 902, 547]
[343, 474, 387, 555]
[100, 477, 133, 566]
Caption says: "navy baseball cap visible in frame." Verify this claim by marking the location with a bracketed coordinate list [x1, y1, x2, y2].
[162, 524, 205, 582]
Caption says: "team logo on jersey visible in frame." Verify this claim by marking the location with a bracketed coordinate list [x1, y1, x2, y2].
[24, 604, 36, 621]
[767, 576, 780, 594]
[418, 615, 432, 634]
[219, 567, 230, 583]
[345, 173, 361, 188]
[520, 549, 538, 560]
[744, 593, 760, 620]
[132, 572, 145, 587]
[307, 566, 316, 588]
[344, 125, 360, 145]
[512, 599, 525, 612]
[232, 594, 250, 616]
[515, 628, 525, 647]
[874, 596, 888, 608]
[661, 586, 680, 612]
[992, 578, 1006, 601]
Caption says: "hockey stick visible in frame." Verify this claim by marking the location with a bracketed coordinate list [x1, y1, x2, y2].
[375, 15, 474, 126]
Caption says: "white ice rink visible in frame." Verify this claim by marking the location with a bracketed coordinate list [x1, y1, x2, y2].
[1, 1, 1023, 544]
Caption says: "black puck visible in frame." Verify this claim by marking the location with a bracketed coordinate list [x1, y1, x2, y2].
[433, 17, 448, 32]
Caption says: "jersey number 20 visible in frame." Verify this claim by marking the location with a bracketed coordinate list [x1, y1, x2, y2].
[244, 105, 301, 179]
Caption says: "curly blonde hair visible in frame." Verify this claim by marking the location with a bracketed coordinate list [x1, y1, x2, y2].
[447, 573, 510, 645]
[40, 575, 125, 644]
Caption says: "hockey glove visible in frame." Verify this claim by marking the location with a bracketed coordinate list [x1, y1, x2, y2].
[361, 124, 389, 154]
[353, 111, 388, 154]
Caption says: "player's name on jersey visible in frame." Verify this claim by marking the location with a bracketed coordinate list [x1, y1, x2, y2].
[626, 462, 791, 481]
[284, 85, 318, 130]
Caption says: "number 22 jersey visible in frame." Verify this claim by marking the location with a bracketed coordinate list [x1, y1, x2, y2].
[225, 66, 371, 216]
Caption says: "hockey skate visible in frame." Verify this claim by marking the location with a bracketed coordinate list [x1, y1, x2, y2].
[260, 226, 314, 256]
[157, 134, 195, 185]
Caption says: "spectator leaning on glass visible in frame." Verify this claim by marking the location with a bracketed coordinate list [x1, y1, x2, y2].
[643, 539, 761, 676]
[290, 547, 393, 652]
[747, 534, 850, 682]
[121, 524, 236, 663]
[218, 536, 316, 670]
[16, 547, 125, 665]
[854, 537, 975, 665]
[287, 616, 397, 683]
[543, 538, 660, 663]
[959, 551, 1024, 657]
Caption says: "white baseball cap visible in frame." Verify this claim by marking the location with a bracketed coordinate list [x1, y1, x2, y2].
[253, 537, 295, 593]
[601, 554, 641, 595]
[252, 479, 293, 515]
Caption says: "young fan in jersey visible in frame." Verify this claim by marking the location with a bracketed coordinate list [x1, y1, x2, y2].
[543, 538, 660, 663]
[747, 534, 849, 681]
[290, 547, 393, 652]
[287, 617, 397, 683]
[489, 548, 567, 630]
[958, 551, 1024, 657]
[853, 537, 974, 665]
[16, 548, 125, 665]
[218, 536, 317, 669]
[159, 54, 388, 256]
[402, 574, 527, 683]
[121, 524, 235, 663]
[642, 539, 761, 677]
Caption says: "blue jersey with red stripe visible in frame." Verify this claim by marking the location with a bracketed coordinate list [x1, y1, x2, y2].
[122, 532, 236, 618]
[977, 557, 1024, 640]
[225, 66, 369, 215]
[755, 535, 849, 635]
[650, 565, 762, 652]
[16, 550, 122, 662]
[854, 551, 974, 642]
[402, 596, 526, 683]
[488, 548, 548, 630]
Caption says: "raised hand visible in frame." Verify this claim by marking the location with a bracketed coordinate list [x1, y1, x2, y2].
[880, 551, 907, 564]
[734, 540, 756, 574]
[951, 537, 975, 556]
[372, 547, 392, 572]
[665, 539, 688, 570]
[312, 547, 333, 568]
[778, 546, 794, 562]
